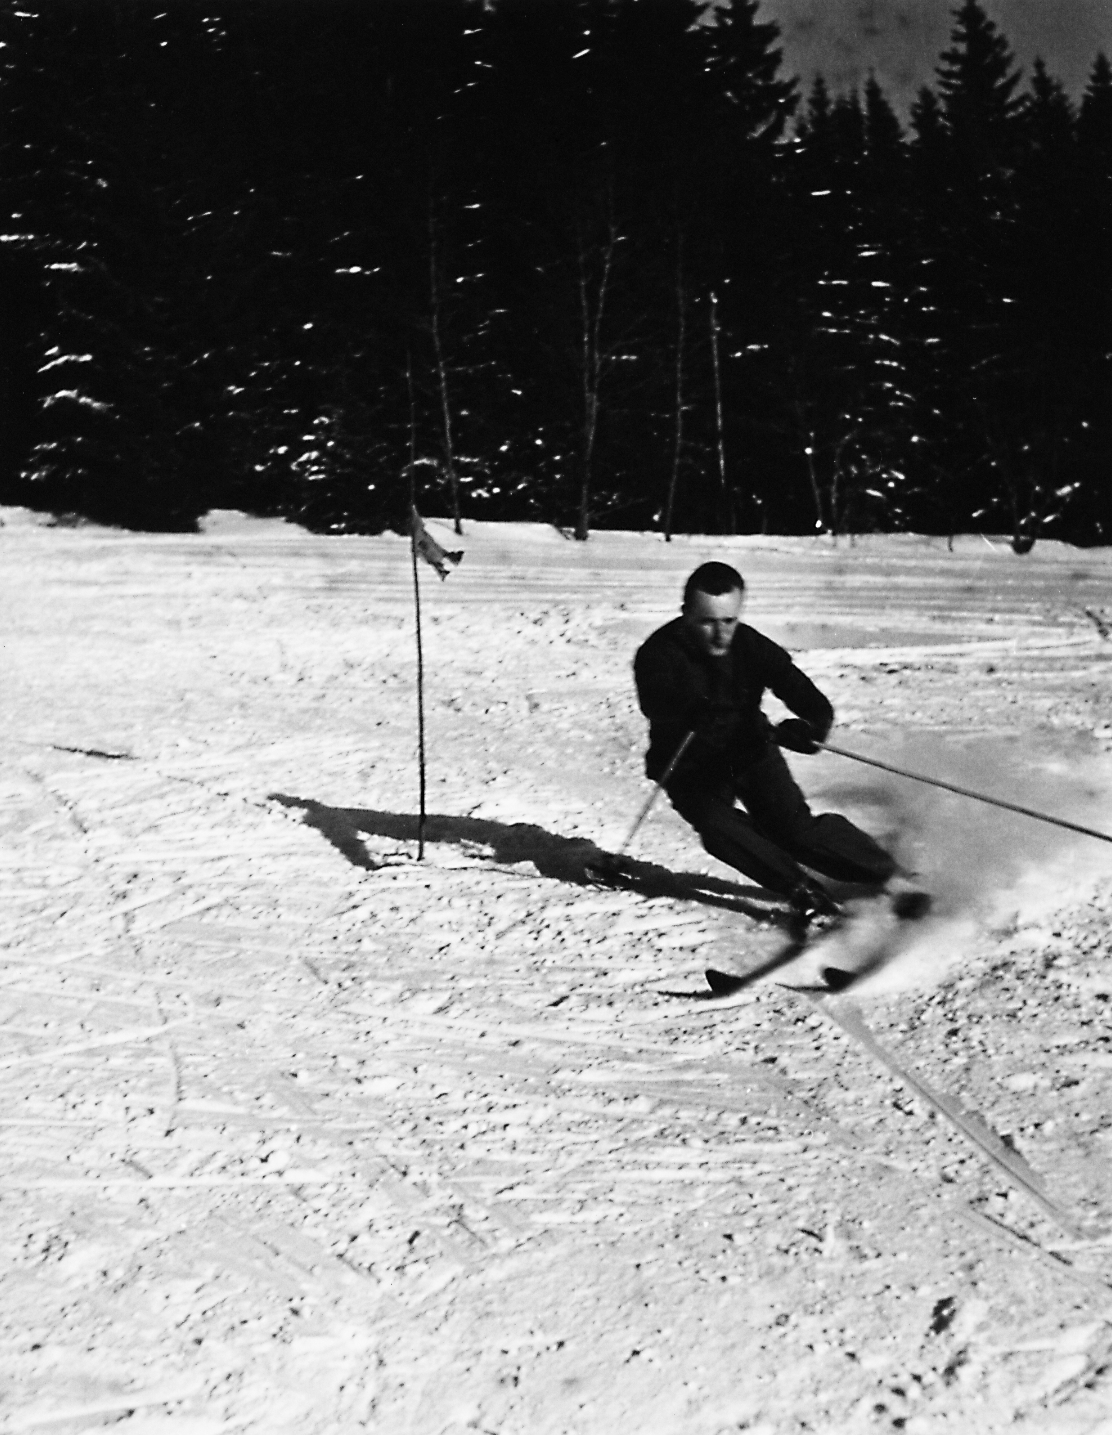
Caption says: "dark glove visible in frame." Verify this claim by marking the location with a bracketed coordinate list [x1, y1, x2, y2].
[775, 718, 822, 755]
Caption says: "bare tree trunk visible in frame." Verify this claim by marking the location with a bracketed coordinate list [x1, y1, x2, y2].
[406, 351, 417, 470]
[664, 234, 686, 543]
[802, 440, 825, 534]
[574, 214, 617, 543]
[830, 431, 853, 541]
[792, 387, 825, 533]
[708, 291, 735, 535]
[427, 198, 462, 536]
[980, 405, 1038, 554]
[405, 349, 417, 511]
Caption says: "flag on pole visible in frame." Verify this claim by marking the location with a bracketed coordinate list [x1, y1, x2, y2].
[411, 506, 463, 579]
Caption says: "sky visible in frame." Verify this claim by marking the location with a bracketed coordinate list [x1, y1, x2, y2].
[759, 0, 1112, 115]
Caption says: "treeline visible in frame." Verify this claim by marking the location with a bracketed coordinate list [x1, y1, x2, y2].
[1, 0, 1110, 547]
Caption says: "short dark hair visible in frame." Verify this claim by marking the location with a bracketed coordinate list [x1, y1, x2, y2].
[683, 562, 744, 608]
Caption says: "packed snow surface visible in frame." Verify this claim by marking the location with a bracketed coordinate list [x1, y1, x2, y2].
[3, 509, 1112, 1433]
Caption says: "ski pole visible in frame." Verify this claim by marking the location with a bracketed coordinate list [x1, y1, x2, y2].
[617, 729, 696, 858]
[821, 741, 1112, 848]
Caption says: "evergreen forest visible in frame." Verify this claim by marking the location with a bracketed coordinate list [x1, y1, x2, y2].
[2, 0, 1110, 549]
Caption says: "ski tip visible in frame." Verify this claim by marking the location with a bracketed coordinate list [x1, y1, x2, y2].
[705, 968, 746, 996]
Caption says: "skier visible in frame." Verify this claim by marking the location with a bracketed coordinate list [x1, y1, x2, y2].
[633, 561, 911, 930]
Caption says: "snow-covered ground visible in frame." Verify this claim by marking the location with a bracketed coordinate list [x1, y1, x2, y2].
[3, 507, 1112, 1434]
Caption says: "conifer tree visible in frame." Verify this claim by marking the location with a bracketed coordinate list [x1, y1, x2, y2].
[7, 0, 1109, 544]
[0, 8, 46, 501]
[936, 0, 1025, 182]
[1079, 52, 1112, 160]
[692, 0, 798, 533]
[863, 73, 904, 176]
[919, 2, 1038, 546]
[908, 85, 948, 177]
[773, 74, 916, 536]
[2, 2, 229, 529]
[1072, 54, 1112, 540]
[704, 0, 797, 145]
[474, 0, 615, 537]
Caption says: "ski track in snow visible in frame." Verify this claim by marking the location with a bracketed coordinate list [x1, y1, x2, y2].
[2, 508, 1112, 1433]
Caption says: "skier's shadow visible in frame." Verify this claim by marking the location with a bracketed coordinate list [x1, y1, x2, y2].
[269, 794, 781, 923]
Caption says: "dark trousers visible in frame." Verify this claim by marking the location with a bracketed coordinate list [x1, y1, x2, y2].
[668, 743, 896, 897]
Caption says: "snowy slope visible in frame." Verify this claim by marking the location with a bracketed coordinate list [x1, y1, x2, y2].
[2, 510, 1111, 1432]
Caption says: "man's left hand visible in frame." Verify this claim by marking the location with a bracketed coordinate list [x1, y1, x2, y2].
[775, 718, 822, 754]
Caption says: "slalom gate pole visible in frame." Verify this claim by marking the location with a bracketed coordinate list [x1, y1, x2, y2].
[821, 741, 1112, 848]
[617, 730, 696, 858]
[410, 519, 427, 861]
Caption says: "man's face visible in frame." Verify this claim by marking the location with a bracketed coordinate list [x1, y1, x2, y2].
[682, 586, 743, 657]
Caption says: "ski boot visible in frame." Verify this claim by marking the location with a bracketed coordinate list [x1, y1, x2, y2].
[788, 880, 843, 937]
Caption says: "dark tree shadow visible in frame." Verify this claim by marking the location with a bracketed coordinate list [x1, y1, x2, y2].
[269, 794, 785, 923]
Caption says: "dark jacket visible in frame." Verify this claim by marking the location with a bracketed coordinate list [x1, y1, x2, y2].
[633, 617, 834, 785]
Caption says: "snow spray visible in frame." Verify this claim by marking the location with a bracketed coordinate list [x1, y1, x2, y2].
[808, 732, 1112, 989]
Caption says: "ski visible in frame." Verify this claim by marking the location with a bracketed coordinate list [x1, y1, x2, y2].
[706, 947, 852, 997]
[705, 888, 932, 996]
[588, 851, 931, 998]
[703, 921, 826, 996]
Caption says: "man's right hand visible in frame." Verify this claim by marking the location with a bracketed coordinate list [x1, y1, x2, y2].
[774, 718, 822, 754]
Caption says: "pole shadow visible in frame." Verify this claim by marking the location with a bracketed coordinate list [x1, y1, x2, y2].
[269, 793, 784, 923]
